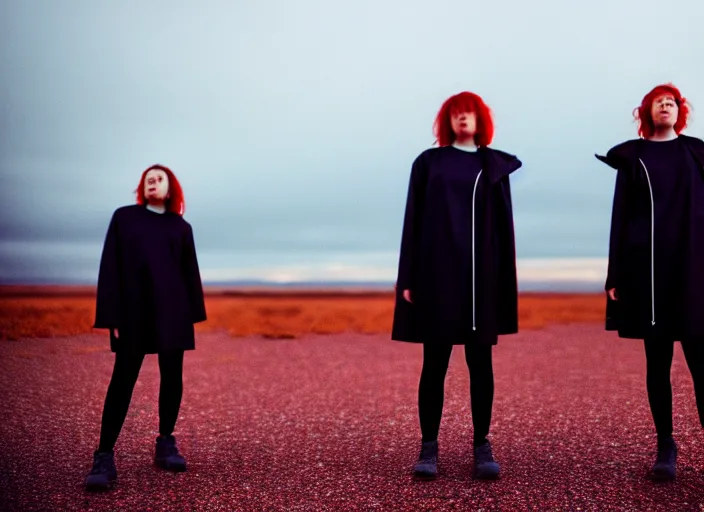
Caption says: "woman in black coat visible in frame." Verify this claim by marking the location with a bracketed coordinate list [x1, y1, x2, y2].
[392, 91, 522, 480]
[85, 164, 207, 491]
[596, 83, 704, 482]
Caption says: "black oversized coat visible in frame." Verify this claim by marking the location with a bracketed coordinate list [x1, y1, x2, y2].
[94, 204, 207, 353]
[391, 146, 521, 345]
[596, 134, 704, 340]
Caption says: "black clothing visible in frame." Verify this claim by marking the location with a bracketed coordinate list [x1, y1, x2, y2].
[98, 351, 184, 452]
[94, 204, 207, 353]
[648, 436, 677, 482]
[85, 452, 117, 491]
[596, 135, 704, 339]
[643, 338, 704, 439]
[392, 146, 521, 345]
[418, 342, 494, 445]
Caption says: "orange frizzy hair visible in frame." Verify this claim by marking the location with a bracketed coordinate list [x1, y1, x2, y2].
[135, 164, 186, 215]
[433, 91, 495, 147]
[634, 83, 691, 138]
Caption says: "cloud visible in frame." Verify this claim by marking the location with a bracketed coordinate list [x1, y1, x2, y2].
[1, 0, 703, 285]
[0, 238, 608, 288]
[201, 257, 608, 286]
[517, 258, 607, 283]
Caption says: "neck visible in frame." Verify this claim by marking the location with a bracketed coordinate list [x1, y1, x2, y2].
[453, 135, 477, 149]
[648, 127, 678, 142]
[146, 202, 166, 214]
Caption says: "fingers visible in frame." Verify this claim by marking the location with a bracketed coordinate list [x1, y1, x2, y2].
[608, 288, 618, 301]
[403, 289, 412, 303]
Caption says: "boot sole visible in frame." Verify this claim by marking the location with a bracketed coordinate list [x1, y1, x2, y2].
[85, 477, 116, 492]
[648, 469, 675, 482]
[155, 460, 187, 472]
[474, 466, 500, 480]
[413, 470, 437, 481]
[474, 472, 500, 481]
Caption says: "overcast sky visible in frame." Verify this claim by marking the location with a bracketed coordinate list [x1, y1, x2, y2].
[1, 0, 703, 285]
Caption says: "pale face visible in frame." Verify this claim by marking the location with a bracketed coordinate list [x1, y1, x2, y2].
[144, 169, 169, 203]
[651, 94, 678, 130]
[450, 111, 477, 141]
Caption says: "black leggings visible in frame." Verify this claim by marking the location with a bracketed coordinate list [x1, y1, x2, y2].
[644, 338, 704, 441]
[98, 350, 184, 452]
[418, 342, 494, 446]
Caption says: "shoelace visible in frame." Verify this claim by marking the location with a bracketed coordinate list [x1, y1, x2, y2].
[159, 443, 180, 458]
[418, 446, 437, 463]
[91, 455, 113, 474]
[475, 444, 494, 464]
[655, 448, 674, 465]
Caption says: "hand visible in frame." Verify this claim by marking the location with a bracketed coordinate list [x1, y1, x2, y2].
[607, 288, 618, 301]
[113, 328, 119, 339]
[403, 289, 412, 303]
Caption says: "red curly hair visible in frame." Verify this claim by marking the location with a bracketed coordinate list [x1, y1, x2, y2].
[433, 91, 494, 147]
[634, 83, 690, 138]
[135, 164, 185, 215]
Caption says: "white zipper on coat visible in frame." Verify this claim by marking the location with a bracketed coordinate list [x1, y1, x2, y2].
[638, 158, 656, 326]
[472, 169, 483, 331]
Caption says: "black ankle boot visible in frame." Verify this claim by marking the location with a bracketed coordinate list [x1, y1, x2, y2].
[413, 440, 438, 479]
[85, 451, 117, 491]
[473, 440, 500, 480]
[154, 435, 187, 472]
[648, 436, 677, 482]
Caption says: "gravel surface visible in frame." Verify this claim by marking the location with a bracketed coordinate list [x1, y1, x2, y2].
[1, 324, 702, 511]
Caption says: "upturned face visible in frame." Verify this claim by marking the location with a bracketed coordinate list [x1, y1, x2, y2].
[650, 94, 678, 130]
[144, 169, 169, 203]
[450, 110, 477, 141]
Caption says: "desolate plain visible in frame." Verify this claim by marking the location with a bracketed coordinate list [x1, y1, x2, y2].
[1, 288, 702, 510]
[0, 286, 607, 340]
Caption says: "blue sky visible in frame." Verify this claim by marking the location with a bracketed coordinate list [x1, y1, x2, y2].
[1, 0, 703, 287]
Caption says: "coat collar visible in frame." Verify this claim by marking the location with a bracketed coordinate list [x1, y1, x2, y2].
[477, 146, 522, 184]
[595, 135, 704, 171]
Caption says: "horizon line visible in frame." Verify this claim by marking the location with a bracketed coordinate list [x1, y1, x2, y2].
[0, 256, 609, 289]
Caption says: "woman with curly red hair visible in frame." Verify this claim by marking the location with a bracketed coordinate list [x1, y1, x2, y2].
[392, 91, 522, 480]
[596, 84, 704, 481]
[84, 164, 207, 491]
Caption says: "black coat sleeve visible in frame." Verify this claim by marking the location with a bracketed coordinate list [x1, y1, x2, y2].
[684, 135, 704, 175]
[94, 212, 121, 329]
[605, 169, 628, 291]
[182, 223, 207, 323]
[495, 175, 518, 332]
[396, 153, 428, 291]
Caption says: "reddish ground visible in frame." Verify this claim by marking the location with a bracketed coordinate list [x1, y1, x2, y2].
[0, 287, 608, 340]
[1, 324, 703, 511]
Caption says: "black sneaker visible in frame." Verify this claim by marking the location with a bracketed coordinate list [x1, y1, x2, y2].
[473, 441, 500, 480]
[154, 435, 187, 472]
[85, 451, 117, 491]
[413, 440, 438, 479]
[648, 437, 677, 482]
